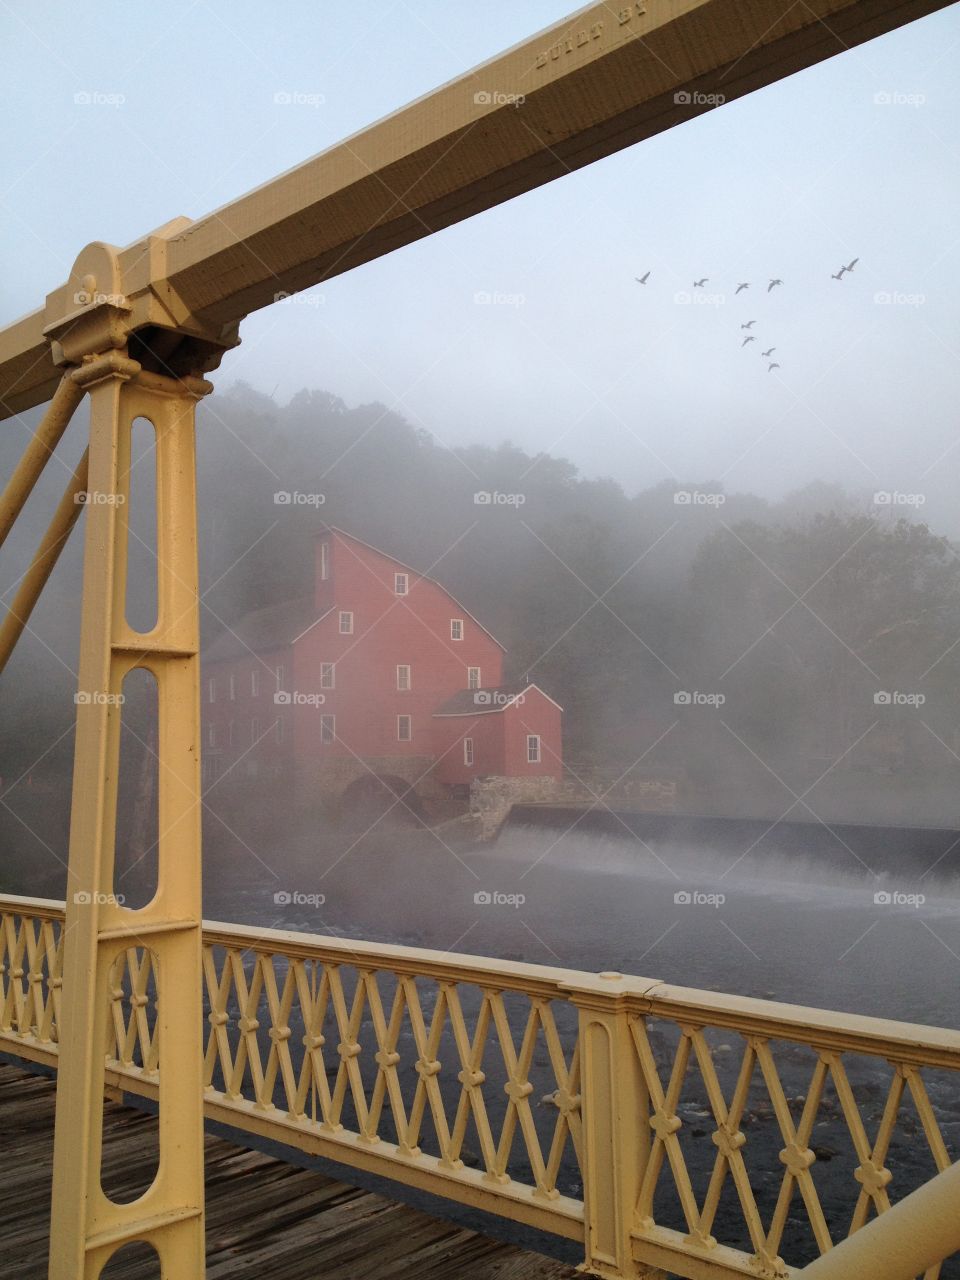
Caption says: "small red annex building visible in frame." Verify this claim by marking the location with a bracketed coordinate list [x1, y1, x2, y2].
[202, 527, 562, 801]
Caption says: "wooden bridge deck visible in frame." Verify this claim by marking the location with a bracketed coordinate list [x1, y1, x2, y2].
[0, 1064, 581, 1279]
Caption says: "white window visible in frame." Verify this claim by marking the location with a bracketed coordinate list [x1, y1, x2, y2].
[275, 718, 284, 745]
[450, 619, 463, 641]
[339, 611, 353, 635]
[251, 668, 260, 697]
[319, 541, 330, 580]
[228, 721, 235, 748]
[208, 725, 218, 749]
[397, 664, 411, 691]
[207, 678, 216, 704]
[397, 714, 412, 742]
[394, 572, 408, 596]
[320, 714, 335, 744]
[275, 664, 284, 691]
[251, 717, 261, 743]
[463, 737, 475, 766]
[527, 735, 541, 764]
[320, 662, 335, 690]
[467, 667, 481, 690]
[229, 673, 236, 701]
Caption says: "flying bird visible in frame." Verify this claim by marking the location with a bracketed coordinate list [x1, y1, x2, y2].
[740, 320, 756, 330]
[762, 347, 776, 358]
[831, 269, 846, 280]
[735, 282, 750, 294]
[768, 278, 783, 292]
[694, 278, 708, 288]
[741, 336, 756, 347]
[768, 362, 780, 372]
[635, 271, 650, 284]
[845, 257, 859, 273]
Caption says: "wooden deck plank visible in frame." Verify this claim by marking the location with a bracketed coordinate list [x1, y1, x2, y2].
[0, 1065, 581, 1279]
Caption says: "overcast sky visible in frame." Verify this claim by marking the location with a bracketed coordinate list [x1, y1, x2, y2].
[2, 2, 959, 523]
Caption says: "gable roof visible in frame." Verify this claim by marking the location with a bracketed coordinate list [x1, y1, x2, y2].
[433, 682, 563, 717]
[320, 525, 507, 652]
[203, 596, 315, 663]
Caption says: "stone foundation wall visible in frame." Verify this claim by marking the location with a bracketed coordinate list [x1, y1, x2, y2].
[468, 775, 560, 841]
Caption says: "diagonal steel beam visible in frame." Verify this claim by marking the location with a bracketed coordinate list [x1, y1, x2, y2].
[0, 0, 955, 420]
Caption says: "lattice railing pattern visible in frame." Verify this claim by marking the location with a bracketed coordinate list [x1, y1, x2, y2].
[2, 896, 959, 1279]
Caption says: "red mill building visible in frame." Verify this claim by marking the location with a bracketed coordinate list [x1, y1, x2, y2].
[202, 527, 562, 810]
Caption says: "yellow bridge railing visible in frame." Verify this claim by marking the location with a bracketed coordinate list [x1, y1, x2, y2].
[1, 892, 958, 1280]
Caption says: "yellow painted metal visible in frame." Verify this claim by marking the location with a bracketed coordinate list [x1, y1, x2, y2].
[46, 358, 209, 1278]
[0, 445, 88, 675]
[4, 896, 960, 1279]
[795, 1159, 960, 1279]
[0, 0, 956, 418]
[0, 373, 83, 542]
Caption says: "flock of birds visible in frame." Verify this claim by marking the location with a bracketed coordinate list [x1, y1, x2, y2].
[634, 258, 860, 374]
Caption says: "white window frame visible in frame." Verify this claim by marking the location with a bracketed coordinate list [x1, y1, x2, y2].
[251, 717, 261, 743]
[229, 673, 236, 701]
[450, 618, 463, 641]
[320, 714, 335, 745]
[397, 664, 411, 691]
[394, 572, 409, 596]
[339, 610, 353, 635]
[208, 724, 217, 749]
[228, 720, 235, 748]
[250, 668, 260, 697]
[467, 666, 481, 690]
[397, 714, 412, 742]
[319, 541, 330, 580]
[275, 664, 284, 691]
[463, 737, 475, 766]
[527, 734, 541, 764]
[320, 662, 336, 690]
[207, 678, 216, 704]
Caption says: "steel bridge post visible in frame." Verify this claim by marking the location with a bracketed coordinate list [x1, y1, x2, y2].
[48, 352, 210, 1279]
